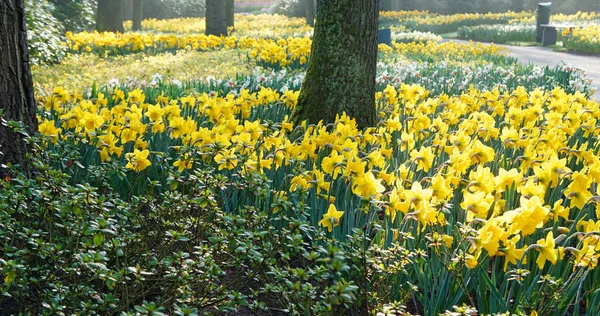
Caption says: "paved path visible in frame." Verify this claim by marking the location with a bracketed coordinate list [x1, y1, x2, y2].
[448, 39, 600, 99]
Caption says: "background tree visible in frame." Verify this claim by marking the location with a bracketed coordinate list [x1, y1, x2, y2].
[291, 0, 379, 129]
[205, 0, 227, 36]
[132, 0, 143, 31]
[96, 0, 124, 32]
[0, 0, 38, 176]
[305, 0, 314, 26]
[226, 0, 234, 29]
[380, 0, 392, 11]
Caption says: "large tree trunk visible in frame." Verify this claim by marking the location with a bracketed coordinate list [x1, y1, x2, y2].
[96, 0, 124, 33]
[226, 0, 234, 29]
[292, 0, 379, 129]
[132, 0, 143, 31]
[305, 0, 314, 26]
[0, 0, 38, 176]
[205, 0, 227, 36]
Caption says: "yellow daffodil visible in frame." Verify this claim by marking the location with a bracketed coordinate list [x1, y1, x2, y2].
[318, 204, 344, 233]
[125, 149, 151, 172]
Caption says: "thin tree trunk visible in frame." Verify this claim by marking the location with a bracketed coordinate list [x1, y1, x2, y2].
[305, 0, 314, 26]
[0, 0, 38, 177]
[205, 0, 227, 36]
[132, 0, 143, 31]
[226, 0, 234, 29]
[96, 0, 124, 33]
[292, 0, 379, 129]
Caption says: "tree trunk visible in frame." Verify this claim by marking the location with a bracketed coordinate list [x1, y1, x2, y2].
[96, 0, 124, 33]
[292, 0, 379, 129]
[123, 0, 133, 20]
[380, 0, 392, 11]
[226, 0, 234, 29]
[305, 0, 314, 26]
[205, 0, 227, 36]
[391, 0, 402, 11]
[0, 0, 38, 176]
[132, 0, 143, 31]
[511, 0, 524, 12]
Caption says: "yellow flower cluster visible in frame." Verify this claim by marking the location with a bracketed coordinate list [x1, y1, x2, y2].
[510, 11, 600, 24]
[562, 25, 600, 54]
[38, 83, 600, 271]
[66, 31, 238, 53]
[124, 14, 312, 38]
[379, 10, 431, 20]
[382, 41, 510, 62]
[65, 30, 313, 67]
[417, 11, 526, 24]
[249, 37, 312, 66]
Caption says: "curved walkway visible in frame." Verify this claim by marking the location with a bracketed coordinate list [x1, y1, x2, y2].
[448, 39, 600, 98]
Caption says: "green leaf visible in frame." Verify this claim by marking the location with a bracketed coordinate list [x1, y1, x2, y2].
[93, 233, 104, 246]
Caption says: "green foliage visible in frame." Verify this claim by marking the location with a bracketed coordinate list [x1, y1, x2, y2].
[0, 136, 412, 314]
[144, 0, 206, 19]
[25, 0, 67, 65]
[269, 0, 305, 18]
[457, 24, 536, 44]
[48, 0, 96, 32]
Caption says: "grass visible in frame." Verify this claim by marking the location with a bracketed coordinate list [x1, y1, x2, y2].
[439, 32, 459, 39]
[505, 41, 539, 47]
[32, 49, 254, 94]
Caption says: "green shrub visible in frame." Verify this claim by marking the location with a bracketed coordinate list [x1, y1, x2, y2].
[0, 134, 413, 314]
[144, 0, 206, 19]
[457, 24, 536, 44]
[25, 0, 67, 65]
[49, 0, 96, 32]
[269, 0, 305, 18]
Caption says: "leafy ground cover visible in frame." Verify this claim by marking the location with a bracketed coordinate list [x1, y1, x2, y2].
[4, 11, 600, 316]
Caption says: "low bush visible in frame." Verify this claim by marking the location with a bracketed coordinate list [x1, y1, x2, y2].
[0, 136, 413, 314]
[25, 0, 67, 65]
[457, 24, 536, 44]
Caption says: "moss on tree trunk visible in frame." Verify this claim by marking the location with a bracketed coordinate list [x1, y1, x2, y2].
[96, 0, 124, 33]
[0, 0, 38, 176]
[292, 0, 379, 129]
[132, 0, 143, 31]
[206, 0, 227, 36]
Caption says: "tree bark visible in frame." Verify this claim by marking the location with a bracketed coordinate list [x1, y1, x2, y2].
[0, 0, 38, 176]
[205, 0, 227, 36]
[96, 0, 124, 33]
[305, 0, 314, 26]
[226, 0, 234, 29]
[132, 0, 143, 31]
[292, 0, 379, 129]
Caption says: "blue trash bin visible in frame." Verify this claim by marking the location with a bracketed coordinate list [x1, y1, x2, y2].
[378, 28, 391, 46]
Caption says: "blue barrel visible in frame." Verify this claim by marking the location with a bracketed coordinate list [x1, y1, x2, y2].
[378, 28, 391, 46]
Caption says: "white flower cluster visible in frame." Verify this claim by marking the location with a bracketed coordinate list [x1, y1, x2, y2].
[392, 31, 442, 44]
